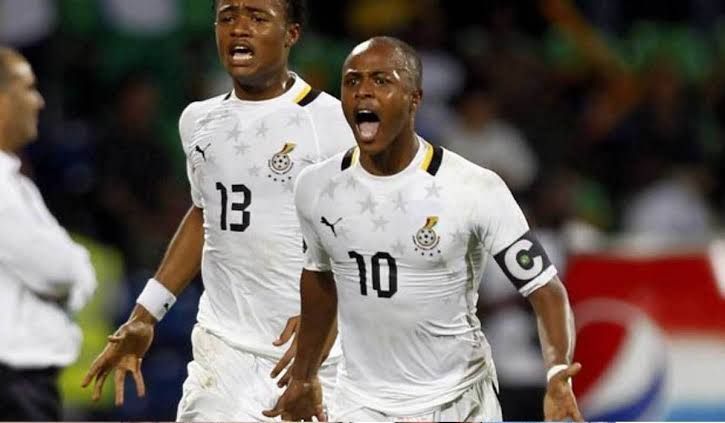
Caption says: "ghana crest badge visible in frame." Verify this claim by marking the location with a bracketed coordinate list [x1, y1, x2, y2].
[413, 216, 442, 257]
[268, 142, 296, 182]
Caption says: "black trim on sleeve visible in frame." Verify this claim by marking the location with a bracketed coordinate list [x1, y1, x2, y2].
[223, 91, 232, 100]
[297, 89, 322, 107]
[341, 147, 356, 171]
[425, 145, 444, 176]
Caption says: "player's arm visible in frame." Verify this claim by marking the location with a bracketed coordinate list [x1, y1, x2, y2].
[270, 309, 338, 388]
[82, 205, 204, 405]
[528, 276, 583, 421]
[481, 170, 582, 421]
[264, 269, 336, 421]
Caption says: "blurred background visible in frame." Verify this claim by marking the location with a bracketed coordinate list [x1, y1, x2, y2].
[2, 0, 725, 420]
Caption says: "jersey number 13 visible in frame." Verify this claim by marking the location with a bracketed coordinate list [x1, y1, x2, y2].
[216, 182, 251, 232]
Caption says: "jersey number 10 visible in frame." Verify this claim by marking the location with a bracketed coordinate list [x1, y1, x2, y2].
[348, 251, 397, 298]
[216, 182, 251, 232]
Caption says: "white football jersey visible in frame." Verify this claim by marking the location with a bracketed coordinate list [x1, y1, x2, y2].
[179, 74, 354, 359]
[295, 138, 557, 415]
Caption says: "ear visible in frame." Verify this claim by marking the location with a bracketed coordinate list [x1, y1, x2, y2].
[285, 23, 301, 48]
[410, 88, 423, 113]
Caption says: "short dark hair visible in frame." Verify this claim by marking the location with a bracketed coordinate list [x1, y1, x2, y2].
[369, 36, 423, 90]
[0, 46, 24, 90]
[211, 0, 307, 27]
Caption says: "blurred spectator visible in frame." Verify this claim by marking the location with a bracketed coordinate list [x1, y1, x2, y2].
[442, 80, 538, 192]
[401, 0, 464, 141]
[0, 0, 56, 47]
[0, 46, 96, 420]
[101, 0, 180, 35]
[93, 71, 185, 270]
[344, 0, 418, 38]
[622, 166, 713, 242]
[619, 59, 714, 241]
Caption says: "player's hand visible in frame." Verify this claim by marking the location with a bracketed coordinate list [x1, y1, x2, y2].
[81, 319, 154, 406]
[262, 377, 325, 421]
[544, 362, 584, 421]
[271, 315, 300, 387]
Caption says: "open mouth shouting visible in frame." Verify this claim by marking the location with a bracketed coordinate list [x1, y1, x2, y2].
[229, 43, 255, 65]
[355, 109, 380, 142]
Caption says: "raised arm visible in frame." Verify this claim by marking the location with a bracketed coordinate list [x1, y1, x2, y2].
[264, 269, 337, 421]
[528, 276, 583, 421]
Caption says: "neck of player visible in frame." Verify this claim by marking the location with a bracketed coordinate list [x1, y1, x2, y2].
[0, 127, 19, 153]
[232, 67, 294, 101]
[359, 127, 418, 176]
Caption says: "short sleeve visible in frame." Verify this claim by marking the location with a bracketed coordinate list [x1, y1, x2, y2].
[179, 103, 204, 208]
[313, 103, 356, 160]
[477, 171, 557, 296]
[294, 166, 332, 272]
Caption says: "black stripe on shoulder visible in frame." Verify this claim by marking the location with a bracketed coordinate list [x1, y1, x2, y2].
[341, 147, 355, 171]
[223, 91, 232, 100]
[426, 145, 444, 176]
[298, 89, 322, 107]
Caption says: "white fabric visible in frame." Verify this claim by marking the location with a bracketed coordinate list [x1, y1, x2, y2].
[294, 139, 555, 415]
[177, 74, 353, 360]
[547, 364, 570, 382]
[176, 325, 339, 422]
[136, 277, 176, 321]
[0, 150, 96, 368]
[623, 175, 712, 241]
[443, 119, 538, 191]
[330, 373, 502, 422]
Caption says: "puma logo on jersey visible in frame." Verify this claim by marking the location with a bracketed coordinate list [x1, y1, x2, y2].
[321, 216, 342, 237]
[195, 143, 212, 161]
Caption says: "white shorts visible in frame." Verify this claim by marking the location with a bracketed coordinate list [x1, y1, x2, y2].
[176, 325, 338, 421]
[329, 376, 502, 422]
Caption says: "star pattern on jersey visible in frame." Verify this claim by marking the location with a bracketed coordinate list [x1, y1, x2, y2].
[226, 122, 242, 142]
[449, 229, 468, 246]
[358, 194, 378, 214]
[390, 240, 406, 256]
[321, 179, 339, 199]
[392, 191, 408, 213]
[248, 165, 261, 177]
[345, 176, 360, 191]
[371, 215, 389, 232]
[287, 113, 303, 127]
[255, 121, 269, 138]
[234, 143, 250, 156]
[425, 181, 442, 198]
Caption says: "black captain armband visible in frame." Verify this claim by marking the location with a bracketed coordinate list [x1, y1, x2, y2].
[494, 230, 554, 292]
